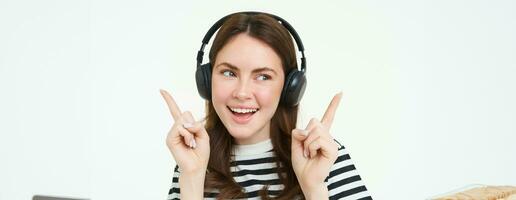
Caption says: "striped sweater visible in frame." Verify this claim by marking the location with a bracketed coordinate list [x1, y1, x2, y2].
[167, 139, 371, 200]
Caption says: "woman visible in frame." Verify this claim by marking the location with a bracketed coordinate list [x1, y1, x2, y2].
[161, 12, 371, 200]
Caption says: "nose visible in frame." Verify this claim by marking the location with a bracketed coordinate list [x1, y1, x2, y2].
[232, 79, 252, 100]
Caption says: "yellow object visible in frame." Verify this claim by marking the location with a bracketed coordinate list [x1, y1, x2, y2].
[433, 186, 516, 200]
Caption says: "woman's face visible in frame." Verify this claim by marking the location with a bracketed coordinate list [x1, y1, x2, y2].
[211, 33, 285, 145]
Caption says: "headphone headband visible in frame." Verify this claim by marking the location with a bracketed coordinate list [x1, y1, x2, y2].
[196, 11, 306, 73]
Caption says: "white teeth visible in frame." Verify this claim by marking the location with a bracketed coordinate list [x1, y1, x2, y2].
[229, 107, 258, 113]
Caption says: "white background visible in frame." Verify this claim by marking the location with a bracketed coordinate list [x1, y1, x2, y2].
[1, 0, 515, 199]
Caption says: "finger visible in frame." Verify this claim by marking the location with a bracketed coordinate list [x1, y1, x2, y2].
[304, 134, 320, 159]
[308, 139, 321, 159]
[317, 138, 339, 160]
[302, 121, 324, 149]
[160, 89, 182, 120]
[178, 127, 195, 148]
[183, 120, 209, 140]
[181, 111, 195, 126]
[305, 117, 320, 131]
[321, 92, 343, 127]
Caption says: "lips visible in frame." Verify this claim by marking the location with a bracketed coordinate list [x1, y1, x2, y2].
[227, 106, 259, 124]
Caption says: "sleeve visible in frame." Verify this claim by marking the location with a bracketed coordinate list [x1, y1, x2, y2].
[167, 165, 181, 200]
[326, 139, 372, 200]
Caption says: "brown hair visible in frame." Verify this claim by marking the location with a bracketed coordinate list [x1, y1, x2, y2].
[203, 13, 304, 199]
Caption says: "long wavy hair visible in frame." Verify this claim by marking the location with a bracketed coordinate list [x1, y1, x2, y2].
[202, 13, 304, 199]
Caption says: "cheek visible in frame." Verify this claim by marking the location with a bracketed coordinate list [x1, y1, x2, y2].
[211, 80, 230, 103]
[256, 82, 284, 106]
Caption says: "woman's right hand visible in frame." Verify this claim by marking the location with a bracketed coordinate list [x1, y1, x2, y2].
[160, 89, 210, 175]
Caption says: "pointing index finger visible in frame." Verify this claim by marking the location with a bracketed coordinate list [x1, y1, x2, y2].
[321, 92, 343, 127]
[160, 89, 182, 120]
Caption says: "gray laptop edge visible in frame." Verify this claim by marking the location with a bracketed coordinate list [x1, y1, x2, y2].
[33, 195, 90, 200]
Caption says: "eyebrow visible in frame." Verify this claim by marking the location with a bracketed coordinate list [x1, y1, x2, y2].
[215, 62, 278, 75]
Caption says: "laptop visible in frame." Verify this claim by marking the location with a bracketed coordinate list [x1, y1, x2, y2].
[32, 195, 90, 200]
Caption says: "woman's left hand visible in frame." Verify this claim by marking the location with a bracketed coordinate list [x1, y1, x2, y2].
[291, 92, 342, 196]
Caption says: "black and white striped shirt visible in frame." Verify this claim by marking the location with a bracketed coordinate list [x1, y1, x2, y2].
[167, 139, 371, 200]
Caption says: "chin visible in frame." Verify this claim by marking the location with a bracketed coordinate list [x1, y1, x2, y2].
[226, 124, 269, 145]
[227, 127, 254, 140]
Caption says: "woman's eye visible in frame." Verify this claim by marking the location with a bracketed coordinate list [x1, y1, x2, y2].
[257, 74, 271, 81]
[222, 70, 235, 77]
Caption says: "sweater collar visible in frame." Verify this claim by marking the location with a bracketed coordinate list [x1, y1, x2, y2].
[232, 139, 273, 156]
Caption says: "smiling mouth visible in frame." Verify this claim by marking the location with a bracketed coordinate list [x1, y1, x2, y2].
[227, 106, 259, 124]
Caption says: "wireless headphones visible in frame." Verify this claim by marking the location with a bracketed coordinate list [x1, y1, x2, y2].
[195, 11, 307, 107]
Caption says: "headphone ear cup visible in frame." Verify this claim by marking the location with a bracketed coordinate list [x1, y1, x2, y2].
[281, 69, 307, 106]
[195, 63, 212, 100]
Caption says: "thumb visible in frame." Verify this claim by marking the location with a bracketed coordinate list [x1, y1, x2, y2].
[291, 129, 307, 160]
[291, 129, 307, 144]
[292, 128, 308, 150]
[183, 120, 209, 139]
[181, 111, 209, 141]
